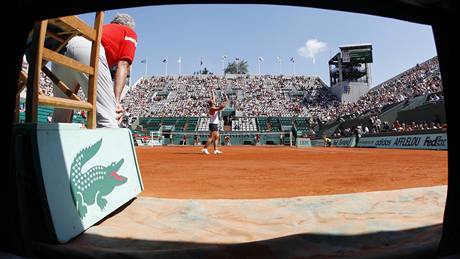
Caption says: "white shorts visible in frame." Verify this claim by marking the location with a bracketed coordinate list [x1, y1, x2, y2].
[52, 36, 118, 128]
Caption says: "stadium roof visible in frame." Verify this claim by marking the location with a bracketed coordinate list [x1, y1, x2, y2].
[338, 43, 373, 49]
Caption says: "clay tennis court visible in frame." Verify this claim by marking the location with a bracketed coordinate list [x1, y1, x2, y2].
[136, 146, 447, 199]
[46, 146, 447, 258]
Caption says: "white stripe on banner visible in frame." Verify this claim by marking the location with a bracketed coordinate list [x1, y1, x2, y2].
[124, 36, 137, 47]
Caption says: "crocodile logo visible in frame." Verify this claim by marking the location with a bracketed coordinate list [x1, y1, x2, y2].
[70, 139, 127, 218]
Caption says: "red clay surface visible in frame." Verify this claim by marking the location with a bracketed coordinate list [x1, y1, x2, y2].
[136, 146, 447, 199]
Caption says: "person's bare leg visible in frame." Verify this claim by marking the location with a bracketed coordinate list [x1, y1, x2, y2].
[202, 133, 213, 154]
[204, 133, 212, 149]
[213, 132, 220, 151]
[213, 132, 222, 154]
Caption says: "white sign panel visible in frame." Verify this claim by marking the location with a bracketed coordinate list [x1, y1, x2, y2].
[35, 124, 143, 243]
[331, 137, 356, 147]
[296, 137, 311, 148]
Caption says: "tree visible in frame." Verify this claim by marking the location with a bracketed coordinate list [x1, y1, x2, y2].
[193, 67, 213, 75]
[202, 67, 212, 75]
[224, 59, 249, 74]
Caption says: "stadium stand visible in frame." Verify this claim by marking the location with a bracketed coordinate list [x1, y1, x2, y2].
[257, 117, 270, 132]
[122, 75, 332, 124]
[22, 53, 443, 140]
[18, 99, 87, 125]
[232, 117, 257, 131]
[174, 117, 187, 131]
[197, 117, 224, 132]
[268, 117, 281, 132]
[125, 57, 441, 135]
[185, 117, 199, 131]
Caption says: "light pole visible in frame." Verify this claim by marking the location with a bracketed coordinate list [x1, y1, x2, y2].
[258, 57, 264, 75]
[235, 57, 240, 74]
[200, 56, 203, 74]
[162, 57, 168, 76]
[141, 58, 148, 77]
[277, 57, 282, 75]
[221, 55, 227, 75]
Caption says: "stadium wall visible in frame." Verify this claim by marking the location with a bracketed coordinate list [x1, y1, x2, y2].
[397, 101, 446, 124]
[305, 137, 357, 147]
[311, 139, 325, 147]
[330, 81, 370, 103]
[135, 128, 447, 150]
[152, 132, 291, 146]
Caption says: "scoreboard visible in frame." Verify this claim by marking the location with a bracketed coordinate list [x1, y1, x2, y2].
[341, 47, 373, 63]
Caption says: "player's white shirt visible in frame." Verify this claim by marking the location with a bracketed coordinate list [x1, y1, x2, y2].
[210, 110, 219, 125]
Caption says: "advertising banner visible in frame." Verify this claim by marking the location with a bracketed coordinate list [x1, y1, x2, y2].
[311, 139, 326, 147]
[331, 137, 356, 147]
[357, 133, 447, 150]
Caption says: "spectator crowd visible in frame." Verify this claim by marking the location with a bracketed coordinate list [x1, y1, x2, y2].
[315, 57, 443, 124]
[22, 55, 443, 131]
[121, 74, 336, 126]
[121, 56, 442, 130]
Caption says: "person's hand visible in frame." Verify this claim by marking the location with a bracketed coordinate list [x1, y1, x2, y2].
[115, 103, 124, 125]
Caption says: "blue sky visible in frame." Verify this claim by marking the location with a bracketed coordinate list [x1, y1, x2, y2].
[79, 4, 437, 87]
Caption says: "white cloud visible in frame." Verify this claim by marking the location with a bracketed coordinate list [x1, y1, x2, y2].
[298, 39, 328, 64]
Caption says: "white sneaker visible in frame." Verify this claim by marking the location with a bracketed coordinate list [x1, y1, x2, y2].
[213, 150, 222, 155]
[202, 149, 210, 155]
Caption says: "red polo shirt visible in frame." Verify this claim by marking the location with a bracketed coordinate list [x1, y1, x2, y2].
[101, 23, 137, 68]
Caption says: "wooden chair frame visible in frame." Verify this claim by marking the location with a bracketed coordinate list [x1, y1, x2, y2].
[18, 12, 104, 129]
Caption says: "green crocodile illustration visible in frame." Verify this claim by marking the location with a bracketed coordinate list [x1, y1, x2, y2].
[70, 139, 127, 218]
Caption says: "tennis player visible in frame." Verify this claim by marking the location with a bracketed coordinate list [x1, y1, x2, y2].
[202, 89, 227, 155]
